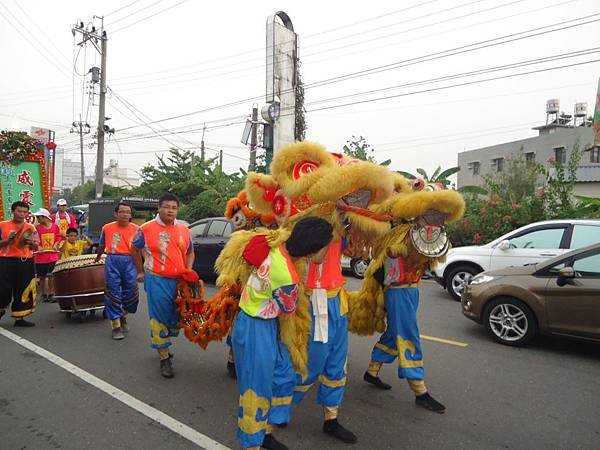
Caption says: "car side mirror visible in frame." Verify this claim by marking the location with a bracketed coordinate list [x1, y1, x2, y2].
[556, 267, 575, 286]
[498, 240, 511, 251]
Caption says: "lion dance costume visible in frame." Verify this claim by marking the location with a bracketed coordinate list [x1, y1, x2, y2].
[348, 175, 464, 412]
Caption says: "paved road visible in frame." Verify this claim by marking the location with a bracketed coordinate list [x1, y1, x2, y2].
[1, 278, 599, 449]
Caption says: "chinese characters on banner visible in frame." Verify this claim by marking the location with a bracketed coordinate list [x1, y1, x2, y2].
[0, 160, 44, 220]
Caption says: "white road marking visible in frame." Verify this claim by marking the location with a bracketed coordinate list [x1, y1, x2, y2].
[0, 327, 231, 450]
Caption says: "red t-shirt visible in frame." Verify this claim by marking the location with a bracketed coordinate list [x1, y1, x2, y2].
[51, 211, 77, 236]
[34, 223, 63, 264]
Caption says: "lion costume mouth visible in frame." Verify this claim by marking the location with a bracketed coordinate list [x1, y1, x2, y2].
[337, 189, 371, 209]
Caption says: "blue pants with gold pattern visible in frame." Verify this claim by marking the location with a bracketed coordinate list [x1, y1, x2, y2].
[371, 287, 424, 380]
[145, 272, 179, 349]
[232, 310, 295, 449]
[293, 294, 348, 408]
[104, 254, 139, 320]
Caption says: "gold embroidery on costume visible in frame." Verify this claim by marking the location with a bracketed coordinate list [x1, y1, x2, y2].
[397, 336, 424, 368]
[238, 389, 270, 435]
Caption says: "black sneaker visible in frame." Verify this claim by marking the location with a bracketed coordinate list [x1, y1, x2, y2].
[160, 357, 174, 378]
[363, 371, 392, 390]
[41, 294, 48, 303]
[261, 433, 289, 450]
[323, 419, 357, 444]
[14, 319, 35, 327]
[226, 361, 237, 379]
[48, 294, 55, 303]
[415, 392, 446, 413]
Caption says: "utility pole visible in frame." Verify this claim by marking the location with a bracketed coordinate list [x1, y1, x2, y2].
[78, 118, 85, 186]
[71, 17, 107, 198]
[249, 105, 258, 172]
[95, 29, 107, 199]
[200, 122, 206, 161]
[70, 115, 90, 187]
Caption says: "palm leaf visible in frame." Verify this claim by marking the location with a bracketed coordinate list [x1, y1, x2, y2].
[396, 170, 416, 179]
[431, 166, 442, 182]
[437, 166, 461, 181]
[416, 168, 429, 180]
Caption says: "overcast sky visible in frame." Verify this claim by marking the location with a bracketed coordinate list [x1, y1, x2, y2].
[1, 0, 599, 180]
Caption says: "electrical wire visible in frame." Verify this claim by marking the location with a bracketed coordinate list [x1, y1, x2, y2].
[0, 6, 71, 78]
[109, 0, 192, 34]
[105, 0, 144, 17]
[105, 0, 165, 27]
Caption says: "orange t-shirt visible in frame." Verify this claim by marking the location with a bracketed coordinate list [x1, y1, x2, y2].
[0, 220, 38, 259]
[100, 221, 139, 255]
[132, 219, 192, 278]
[306, 240, 345, 290]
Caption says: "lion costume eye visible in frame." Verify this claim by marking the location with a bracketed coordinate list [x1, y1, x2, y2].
[292, 160, 319, 180]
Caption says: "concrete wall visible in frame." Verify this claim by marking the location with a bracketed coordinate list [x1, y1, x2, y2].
[457, 127, 597, 189]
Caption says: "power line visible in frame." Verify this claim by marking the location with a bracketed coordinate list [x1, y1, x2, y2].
[0, 6, 71, 78]
[110, 8, 599, 98]
[105, 0, 165, 26]
[305, 48, 600, 108]
[108, 0, 192, 34]
[111, 14, 600, 132]
[11, 1, 72, 65]
[105, 0, 144, 17]
[304, 58, 600, 114]
[104, 0, 498, 85]
[0, 0, 581, 100]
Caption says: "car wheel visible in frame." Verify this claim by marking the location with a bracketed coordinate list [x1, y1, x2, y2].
[350, 258, 369, 278]
[446, 265, 479, 301]
[483, 297, 537, 347]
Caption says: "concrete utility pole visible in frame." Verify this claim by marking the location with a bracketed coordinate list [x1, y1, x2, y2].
[95, 30, 108, 199]
[200, 122, 206, 161]
[78, 118, 85, 186]
[249, 105, 258, 172]
[71, 18, 107, 198]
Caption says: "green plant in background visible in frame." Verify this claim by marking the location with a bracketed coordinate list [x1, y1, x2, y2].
[446, 148, 583, 247]
[574, 195, 600, 218]
[342, 135, 391, 166]
[0, 130, 42, 162]
[397, 166, 460, 188]
[539, 140, 582, 219]
[135, 148, 245, 222]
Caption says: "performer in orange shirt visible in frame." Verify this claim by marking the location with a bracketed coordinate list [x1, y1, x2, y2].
[131, 193, 194, 378]
[95, 202, 139, 340]
[0, 201, 39, 327]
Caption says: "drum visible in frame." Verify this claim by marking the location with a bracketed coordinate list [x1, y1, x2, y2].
[53, 254, 107, 314]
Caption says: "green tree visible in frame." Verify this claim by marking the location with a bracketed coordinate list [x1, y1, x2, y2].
[342, 135, 391, 166]
[135, 148, 245, 222]
[483, 153, 542, 203]
[60, 181, 129, 205]
[540, 140, 583, 219]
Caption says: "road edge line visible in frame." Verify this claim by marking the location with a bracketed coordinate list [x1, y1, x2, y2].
[0, 326, 231, 450]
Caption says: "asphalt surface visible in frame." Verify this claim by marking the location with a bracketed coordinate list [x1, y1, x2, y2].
[1, 278, 599, 450]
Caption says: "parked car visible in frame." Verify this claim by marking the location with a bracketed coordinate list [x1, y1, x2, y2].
[461, 243, 600, 347]
[189, 217, 234, 278]
[432, 219, 600, 301]
[341, 255, 370, 278]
